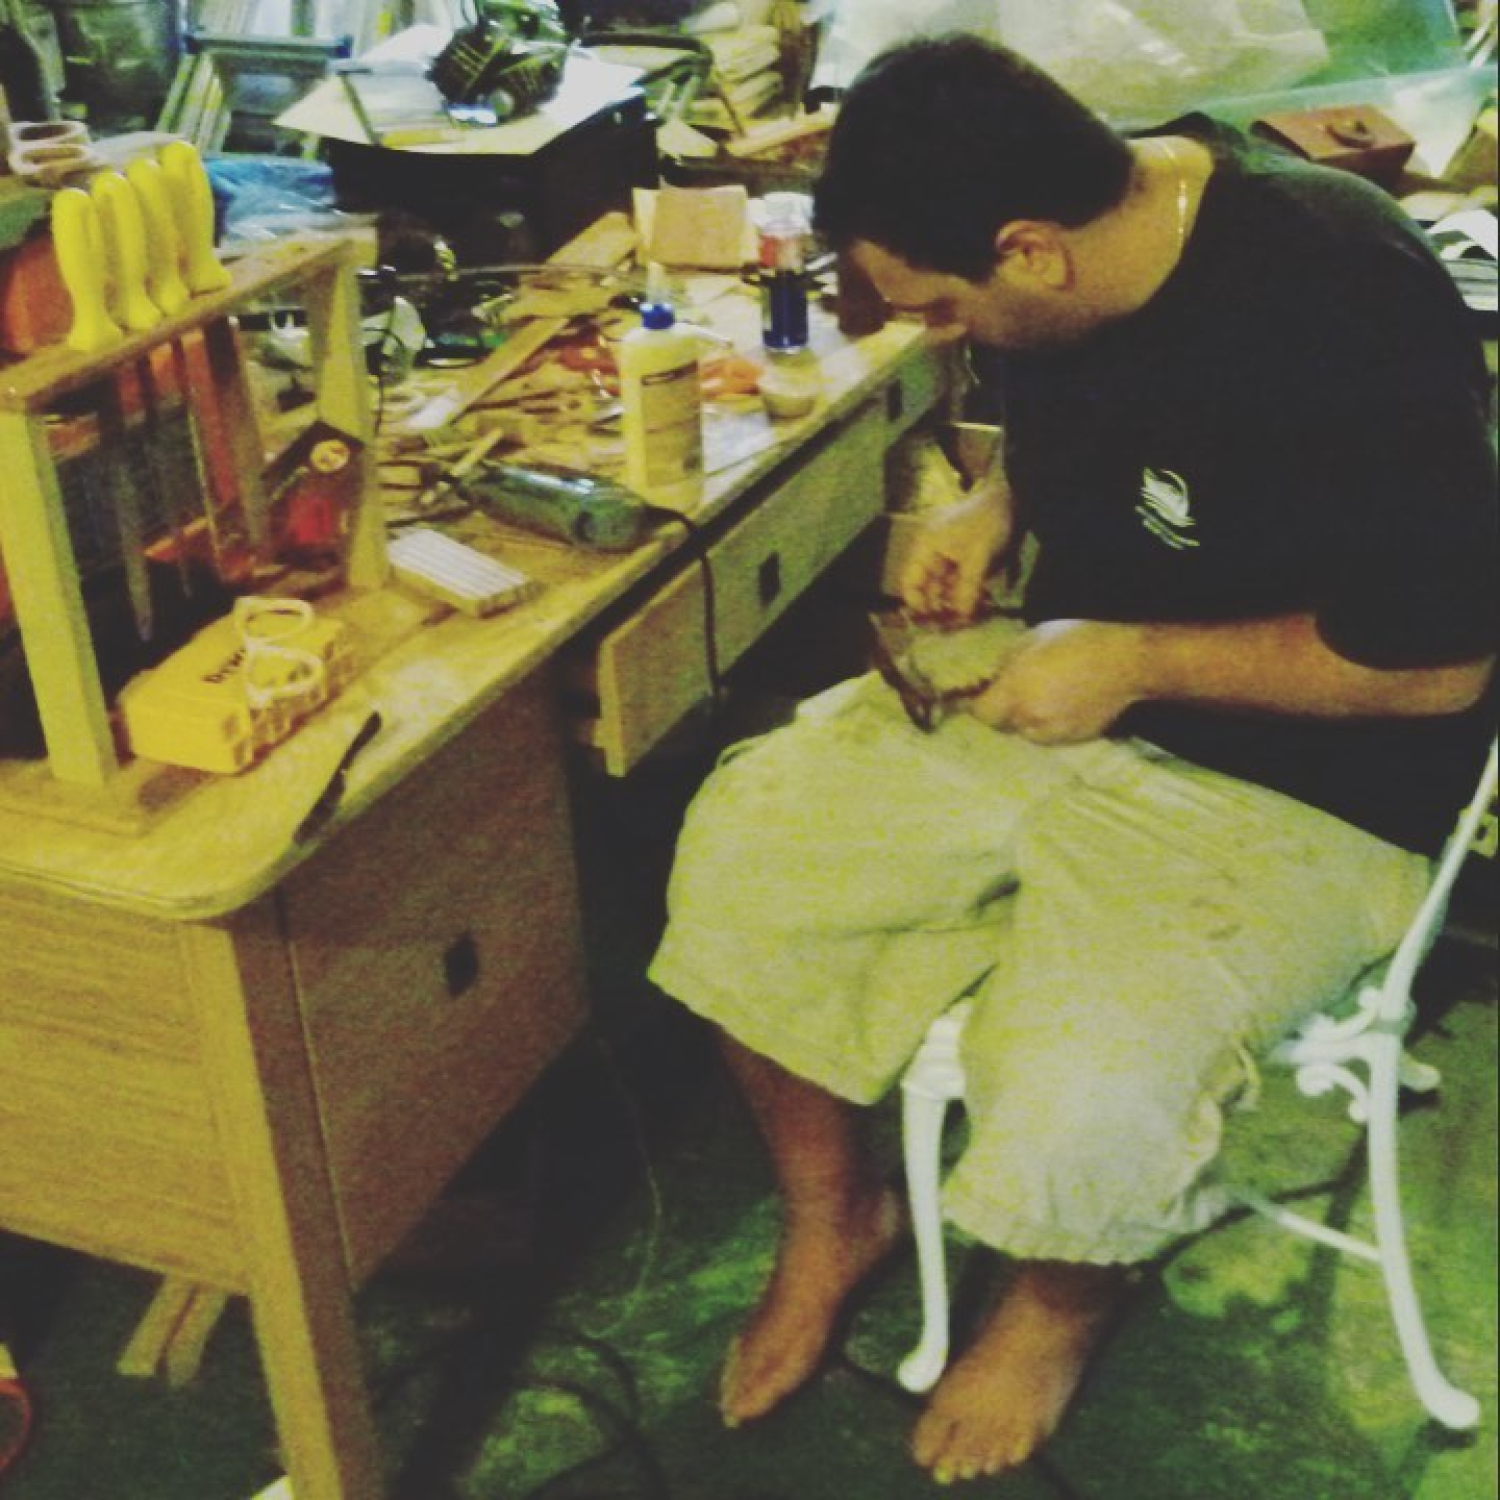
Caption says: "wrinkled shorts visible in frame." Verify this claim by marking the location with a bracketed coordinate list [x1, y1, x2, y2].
[648, 670, 1429, 1264]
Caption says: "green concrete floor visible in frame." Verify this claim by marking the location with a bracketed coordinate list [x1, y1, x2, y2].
[1, 751, 1495, 1500]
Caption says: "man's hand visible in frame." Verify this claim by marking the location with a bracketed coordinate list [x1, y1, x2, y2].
[899, 482, 1015, 623]
[966, 620, 1145, 742]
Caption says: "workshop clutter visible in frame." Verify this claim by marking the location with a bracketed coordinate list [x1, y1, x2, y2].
[371, 187, 833, 523]
[426, 0, 569, 123]
[0, 0, 179, 131]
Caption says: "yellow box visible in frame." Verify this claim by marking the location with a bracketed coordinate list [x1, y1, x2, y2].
[118, 612, 356, 775]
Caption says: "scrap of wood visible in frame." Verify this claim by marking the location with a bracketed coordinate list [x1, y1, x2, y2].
[163, 1288, 231, 1388]
[401, 318, 565, 434]
[117, 1276, 231, 1386]
[117, 1277, 198, 1377]
[645, 184, 752, 269]
[725, 107, 835, 159]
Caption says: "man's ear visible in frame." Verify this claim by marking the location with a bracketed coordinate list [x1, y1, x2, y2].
[994, 221, 1071, 289]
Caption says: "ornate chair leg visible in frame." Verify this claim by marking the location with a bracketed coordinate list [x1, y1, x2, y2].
[1362, 1029, 1481, 1429]
[898, 1078, 954, 1394]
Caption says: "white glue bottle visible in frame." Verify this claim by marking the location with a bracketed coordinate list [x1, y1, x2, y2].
[618, 268, 704, 512]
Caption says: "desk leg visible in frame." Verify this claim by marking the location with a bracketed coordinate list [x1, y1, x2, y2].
[185, 912, 385, 1500]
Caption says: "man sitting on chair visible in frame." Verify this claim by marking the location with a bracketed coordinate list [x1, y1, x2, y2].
[648, 35, 1497, 1483]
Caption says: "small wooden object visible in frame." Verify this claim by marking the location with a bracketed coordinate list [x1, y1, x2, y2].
[1254, 105, 1415, 189]
[116, 1276, 231, 1387]
[646, 184, 752, 270]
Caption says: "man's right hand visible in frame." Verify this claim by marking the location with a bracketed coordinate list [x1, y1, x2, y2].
[898, 482, 1015, 623]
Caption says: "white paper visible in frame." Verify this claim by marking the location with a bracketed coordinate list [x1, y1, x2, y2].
[275, 26, 642, 156]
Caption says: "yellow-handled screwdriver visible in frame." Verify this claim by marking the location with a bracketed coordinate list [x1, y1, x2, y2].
[125, 156, 190, 317]
[51, 187, 122, 354]
[159, 140, 231, 296]
[92, 171, 162, 334]
[86, 173, 161, 641]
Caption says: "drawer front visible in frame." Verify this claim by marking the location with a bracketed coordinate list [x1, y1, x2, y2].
[583, 397, 889, 774]
[882, 340, 952, 443]
[281, 675, 586, 1281]
[0, 889, 242, 1284]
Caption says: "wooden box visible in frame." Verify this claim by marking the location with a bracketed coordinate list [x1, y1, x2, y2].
[1254, 105, 1415, 189]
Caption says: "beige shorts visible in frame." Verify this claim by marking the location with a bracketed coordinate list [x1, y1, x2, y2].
[648, 671, 1429, 1264]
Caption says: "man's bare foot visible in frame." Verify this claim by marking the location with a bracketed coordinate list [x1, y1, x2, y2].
[719, 1185, 906, 1426]
[911, 1260, 1129, 1482]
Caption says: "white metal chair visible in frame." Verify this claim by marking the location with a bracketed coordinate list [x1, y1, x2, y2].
[897, 739, 1498, 1429]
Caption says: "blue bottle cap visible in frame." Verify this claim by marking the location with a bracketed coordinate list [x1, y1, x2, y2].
[640, 300, 676, 329]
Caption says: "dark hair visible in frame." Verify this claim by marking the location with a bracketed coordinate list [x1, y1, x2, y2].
[814, 35, 1134, 280]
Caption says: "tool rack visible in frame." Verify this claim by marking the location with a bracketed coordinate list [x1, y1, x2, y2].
[0, 234, 385, 793]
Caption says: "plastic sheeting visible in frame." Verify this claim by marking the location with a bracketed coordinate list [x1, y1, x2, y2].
[814, 0, 1330, 125]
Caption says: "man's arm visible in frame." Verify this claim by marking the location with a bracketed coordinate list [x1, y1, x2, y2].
[968, 615, 1494, 743]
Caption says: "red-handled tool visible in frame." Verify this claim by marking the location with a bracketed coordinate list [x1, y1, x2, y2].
[0, 1341, 33, 1480]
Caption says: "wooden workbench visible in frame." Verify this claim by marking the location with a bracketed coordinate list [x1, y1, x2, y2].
[0, 273, 948, 1498]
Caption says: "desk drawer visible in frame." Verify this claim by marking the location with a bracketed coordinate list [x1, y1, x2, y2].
[578, 396, 888, 774]
[280, 675, 586, 1281]
[883, 340, 953, 443]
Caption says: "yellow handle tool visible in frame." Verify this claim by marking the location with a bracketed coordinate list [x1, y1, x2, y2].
[159, 140, 231, 296]
[51, 187, 122, 354]
[125, 156, 190, 317]
[92, 171, 162, 334]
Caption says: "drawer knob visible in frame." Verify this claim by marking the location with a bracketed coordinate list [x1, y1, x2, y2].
[443, 932, 481, 998]
[758, 552, 783, 606]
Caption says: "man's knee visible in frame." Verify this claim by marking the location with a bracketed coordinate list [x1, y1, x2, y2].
[964, 1036, 1246, 1199]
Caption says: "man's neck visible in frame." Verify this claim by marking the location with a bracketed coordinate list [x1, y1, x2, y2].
[1068, 135, 1208, 324]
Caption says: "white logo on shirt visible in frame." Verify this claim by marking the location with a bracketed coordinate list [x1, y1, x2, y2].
[1136, 467, 1199, 549]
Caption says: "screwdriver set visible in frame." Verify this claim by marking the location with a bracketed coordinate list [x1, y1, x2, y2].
[48, 138, 231, 355]
[0, 180, 383, 792]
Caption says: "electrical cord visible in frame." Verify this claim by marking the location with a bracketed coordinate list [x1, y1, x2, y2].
[361, 1021, 675, 1493]
[643, 507, 726, 713]
[573, 1033, 667, 1341]
[517, 1374, 673, 1500]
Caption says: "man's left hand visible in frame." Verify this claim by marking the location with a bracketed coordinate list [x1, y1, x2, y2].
[966, 620, 1144, 743]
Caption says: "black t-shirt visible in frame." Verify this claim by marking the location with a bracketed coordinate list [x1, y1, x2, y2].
[999, 122, 1496, 855]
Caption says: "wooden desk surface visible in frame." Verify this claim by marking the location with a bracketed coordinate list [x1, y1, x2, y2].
[0, 301, 938, 923]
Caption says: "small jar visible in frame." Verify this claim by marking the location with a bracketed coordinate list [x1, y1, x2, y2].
[758, 198, 811, 353]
